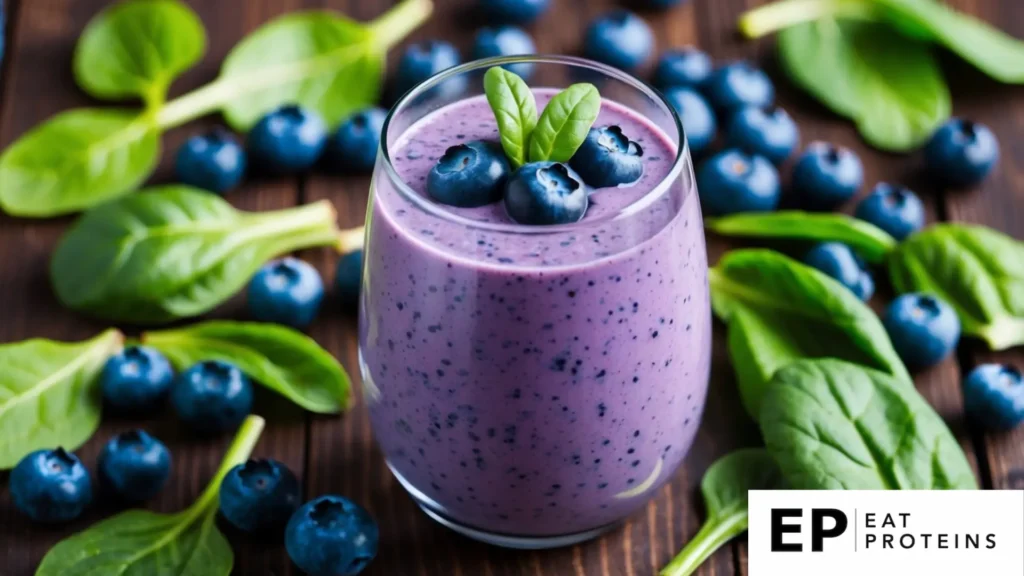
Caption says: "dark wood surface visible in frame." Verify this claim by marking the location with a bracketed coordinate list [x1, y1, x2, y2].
[0, 0, 1021, 574]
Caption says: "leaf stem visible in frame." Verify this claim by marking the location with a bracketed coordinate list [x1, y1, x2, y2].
[660, 512, 748, 576]
[738, 0, 875, 38]
[369, 0, 434, 50]
[977, 316, 1024, 351]
[338, 226, 366, 254]
[195, 415, 266, 511]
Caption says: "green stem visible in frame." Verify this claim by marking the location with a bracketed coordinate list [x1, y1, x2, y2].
[195, 415, 266, 511]
[660, 513, 748, 576]
[738, 0, 876, 38]
[977, 316, 1024, 351]
[338, 225, 365, 254]
[369, 0, 434, 49]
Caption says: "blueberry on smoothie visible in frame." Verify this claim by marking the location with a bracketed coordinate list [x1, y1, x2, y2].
[569, 126, 644, 188]
[472, 26, 536, 79]
[98, 430, 171, 502]
[803, 242, 874, 301]
[726, 106, 799, 164]
[478, 0, 550, 24]
[883, 293, 961, 370]
[171, 360, 253, 435]
[504, 162, 589, 225]
[428, 141, 510, 208]
[247, 105, 327, 173]
[336, 250, 364, 307]
[248, 257, 325, 329]
[326, 107, 387, 174]
[101, 345, 174, 413]
[583, 11, 654, 72]
[286, 495, 379, 576]
[395, 40, 463, 98]
[652, 47, 713, 91]
[792, 142, 864, 210]
[854, 183, 924, 241]
[220, 458, 301, 533]
[704, 62, 774, 113]
[175, 128, 246, 194]
[925, 118, 999, 187]
[663, 87, 716, 156]
[696, 149, 780, 216]
[11, 448, 92, 523]
[963, 364, 1024, 431]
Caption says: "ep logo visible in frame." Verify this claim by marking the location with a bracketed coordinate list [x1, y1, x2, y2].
[771, 508, 848, 552]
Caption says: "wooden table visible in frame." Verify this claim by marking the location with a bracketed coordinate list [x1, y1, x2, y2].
[0, 0, 1021, 574]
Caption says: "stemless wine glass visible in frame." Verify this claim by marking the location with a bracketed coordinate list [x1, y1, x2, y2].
[359, 56, 711, 549]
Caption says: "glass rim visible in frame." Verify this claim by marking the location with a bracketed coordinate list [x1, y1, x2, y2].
[379, 54, 689, 235]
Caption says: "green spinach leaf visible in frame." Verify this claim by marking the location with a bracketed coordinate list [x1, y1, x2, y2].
[36, 415, 265, 576]
[761, 358, 976, 490]
[528, 83, 600, 163]
[50, 186, 342, 324]
[484, 66, 537, 168]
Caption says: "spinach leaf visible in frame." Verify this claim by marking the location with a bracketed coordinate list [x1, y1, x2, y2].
[36, 415, 265, 576]
[707, 210, 897, 264]
[74, 0, 206, 107]
[484, 66, 537, 168]
[0, 109, 159, 218]
[888, 223, 1024, 350]
[528, 83, 601, 163]
[143, 321, 351, 413]
[659, 449, 781, 576]
[761, 358, 976, 490]
[710, 249, 909, 417]
[0, 329, 122, 469]
[50, 186, 342, 324]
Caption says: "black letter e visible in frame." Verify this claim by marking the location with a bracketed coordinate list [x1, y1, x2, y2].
[771, 509, 803, 552]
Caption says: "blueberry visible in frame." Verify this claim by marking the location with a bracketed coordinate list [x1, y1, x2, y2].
[171, 360, 254, 435]
[704, 61, 774, 112]
[175, 128, 246, 194]
[478, 0, 550, 24]
[395, 40, 462, 98]
[854, 183, 925, 241]
[286, 495, 379, 576]
[504, 162, 589, 225]
[726, 106, 799, 164]
[569, 125, 644, 188]
[791, 142, 864, 210]
[427, 141, 510, 208]
[247, 105, 327, 173]
[98, 430, 171, 502]
[472, 26, 536, 79]
[696, 149, 780, 216]
[248, 257, 325, 329]
[336, 250, 364, 307]
[101, 345, 174, 413]
[803, 242, 874, 301]
[652, 47, 713, 91]
[11, 448, 92, 523]
[220, 458, 302, 533]
[924, 118, 999, 188]
[583, 11, 654, 72]
[883, 293, 961, 370]
[663, 87, 716, 156]
[963, 364, 1024, 431]
[326, 108, 386, 174]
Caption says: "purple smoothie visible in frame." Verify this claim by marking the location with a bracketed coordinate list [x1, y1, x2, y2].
[360, 90, 711, 537]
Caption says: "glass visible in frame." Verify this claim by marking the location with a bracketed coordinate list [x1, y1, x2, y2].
[359, 55, 711, 549]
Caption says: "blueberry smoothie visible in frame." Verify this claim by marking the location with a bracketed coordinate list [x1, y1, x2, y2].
[360, 84, 710, 540]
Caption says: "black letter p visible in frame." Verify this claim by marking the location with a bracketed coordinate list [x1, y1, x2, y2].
[811, 509, 848, 552]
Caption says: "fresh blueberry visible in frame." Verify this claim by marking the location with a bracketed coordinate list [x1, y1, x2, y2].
[504, 162, 589, 225]
[883, 293, 961, 370]
[472, 26, 536, 79]
[569, 126, 644, 188]
[803, 242, 875, 301]
[11, 448, 92, 523]
[704, 61, 774, 112]
[478, 0, 550, 24]
[963, 364, 1024, 431]
[175, 128, 246, 194]
[286, 495, 379, 576]
[854, 183, 925, 241]
[101, 345, 174, 413]
[336, 250, 364, 308]
[652, 47, 713, 91]
[427, 141, 510, 208]
[248, 257, 325, 329]
[394, 40, 462, 99]
[792, 142, 864, 210]
[726, 106, 799, 164]
[98, 430, 171, 502]
[326, 108, 386, 174]
[924, 118, 999, 188]
[696, 149, 780, 216]
[220, 458, 302, 533]
[171, 360, 253, 435]
[583, 11, 654, 72]
[247, 105, 327, 174]
[663, 87, 717, 156]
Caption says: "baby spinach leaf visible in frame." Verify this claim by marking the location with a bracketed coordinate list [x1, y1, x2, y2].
[143, 321, 351, 413]
[74, 0, 206, 107]
[528, 83, 600, 163]
[659, 449, 781, 576]
[0, 109, 160, 218]
[760, 358, 976, 490]
[707, 211, 897, 264]
[888, 223, 1024, 350]
[484, 66, 538, 168]
[50, 186, 342, 324]
[710, 249, 909, 417]
[0, 329, 122, 470]
[36, 415, 265, 576]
